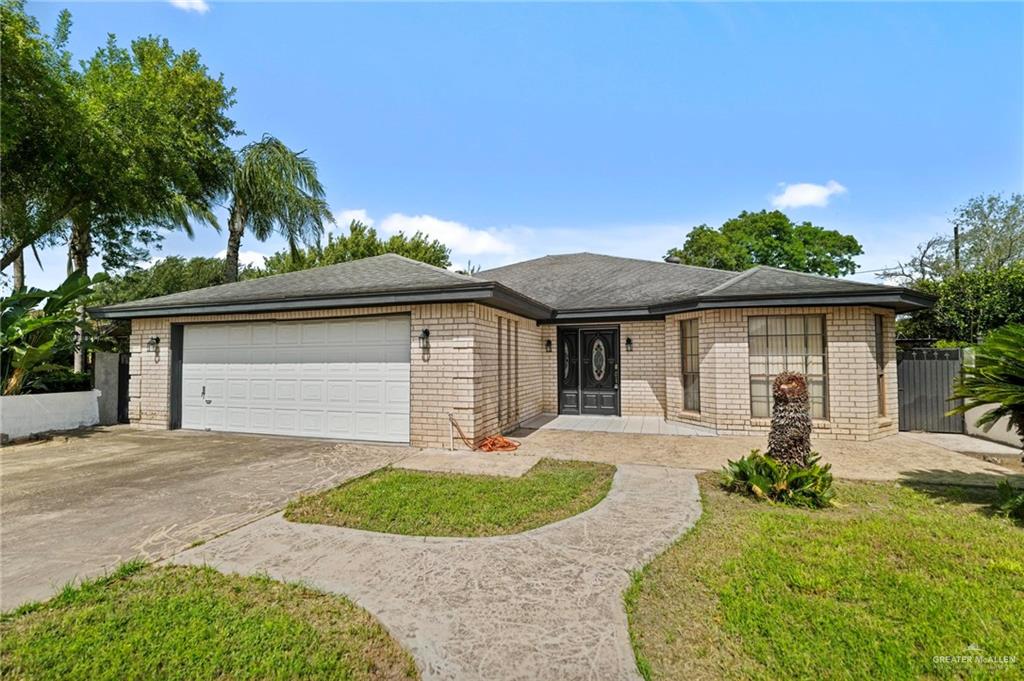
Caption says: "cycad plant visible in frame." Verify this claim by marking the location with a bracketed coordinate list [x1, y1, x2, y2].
[766, 371, 813, 467]
[222, 135, 333, 282]
[949, 323, 1024, 452]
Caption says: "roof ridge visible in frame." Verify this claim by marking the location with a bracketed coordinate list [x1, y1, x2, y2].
[699, 266, 763, 296]
[754, 265, 891, 289]
[378, 252, 484, 282]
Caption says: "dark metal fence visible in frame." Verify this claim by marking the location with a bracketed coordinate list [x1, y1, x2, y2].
[896, 348, 965, 433]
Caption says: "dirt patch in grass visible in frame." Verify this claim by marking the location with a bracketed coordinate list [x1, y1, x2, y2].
[285, 458, 615, 537]
[625, 474, 1024, 680]
[1, 563, 418, 680]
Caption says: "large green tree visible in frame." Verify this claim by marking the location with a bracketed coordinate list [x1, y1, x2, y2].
[0, 3, 238, 276]
[221, 135, 332, 282]
[0, 2, 80, 287]
[881, 193, 1023, 285]
[255, 220, 451, 277]
[667, 210, 863, 277]
[88, 256, 234, 307]
[898, 262, 1024, 344]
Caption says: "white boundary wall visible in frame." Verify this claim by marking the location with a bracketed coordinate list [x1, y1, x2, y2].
[0, 390, 100, 443]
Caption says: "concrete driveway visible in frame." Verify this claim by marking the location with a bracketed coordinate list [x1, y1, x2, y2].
[0, 427, 408, 610]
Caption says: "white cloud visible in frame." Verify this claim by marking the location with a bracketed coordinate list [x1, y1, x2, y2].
[335, 209, 375, 228]
[771, 180, 847, 209]
[215, 249, 267, 268]
[168, 0, 210, 14]
[378, 213, 517, 257]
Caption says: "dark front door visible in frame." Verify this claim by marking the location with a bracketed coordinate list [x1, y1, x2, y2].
[557, 329, 580, 414]
[558, 327, 619, 416]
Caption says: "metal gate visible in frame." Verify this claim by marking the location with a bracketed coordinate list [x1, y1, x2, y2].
[897, 348, 965, 433]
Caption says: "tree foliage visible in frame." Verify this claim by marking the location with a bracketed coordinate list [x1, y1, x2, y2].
[221, 135, 332, 282]
[0, 1, 239, 273]
[255, 221, 451, 277]
[898, 263, 1024, 343]
[0, 1, 79, 268]
[88, 257, 236, 307]
[667, 210, 863, 277]
[881, 193, 1023, 285]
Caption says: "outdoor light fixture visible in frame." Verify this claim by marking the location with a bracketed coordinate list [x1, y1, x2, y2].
[418, 328, 431, 349]
[147, 336, 161, 350]
[625, 337, 633, 352]
[545, 339, 552, 353]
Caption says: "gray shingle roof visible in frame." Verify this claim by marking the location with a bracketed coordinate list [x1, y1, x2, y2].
[91, 251, 933, 319]
[699, 265, 903, 299]
[477, 253, 737, 310]
[93, 254, 490, 313]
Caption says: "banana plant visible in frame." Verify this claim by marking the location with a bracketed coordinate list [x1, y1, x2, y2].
[1, 270, 108, 395]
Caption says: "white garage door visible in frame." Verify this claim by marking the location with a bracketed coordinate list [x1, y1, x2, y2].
[181, 316, 410, 442]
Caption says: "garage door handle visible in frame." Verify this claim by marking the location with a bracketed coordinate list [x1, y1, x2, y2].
[202, 385, 212, 405]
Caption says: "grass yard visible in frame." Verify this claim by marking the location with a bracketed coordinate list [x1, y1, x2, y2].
[626, 475, 1024, 681]
[1, 563, 418, 681]
[285, 458, 615, 537]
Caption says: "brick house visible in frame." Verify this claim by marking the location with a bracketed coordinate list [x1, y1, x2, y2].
[91, 253, 933, 447]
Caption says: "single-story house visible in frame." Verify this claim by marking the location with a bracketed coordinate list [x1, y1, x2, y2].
[90, 252, 934, 447]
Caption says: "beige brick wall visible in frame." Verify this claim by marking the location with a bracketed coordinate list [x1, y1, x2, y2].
[129, 302, 897, 445]
[619, 320, 667, 416]
[128, 303, 544, 449]
[664, 306, 898, 440]
[470, 307, 544, 440]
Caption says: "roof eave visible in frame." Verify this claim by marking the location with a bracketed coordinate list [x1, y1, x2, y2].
[88, 283, 553, 321]
[652, 289, 936, 314]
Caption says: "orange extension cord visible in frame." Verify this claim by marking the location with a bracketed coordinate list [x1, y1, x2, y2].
[449, 413, 520, 452]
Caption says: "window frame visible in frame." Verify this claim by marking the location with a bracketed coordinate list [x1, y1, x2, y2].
[680, 318, 700, 413]
[747, 314, 829, 420]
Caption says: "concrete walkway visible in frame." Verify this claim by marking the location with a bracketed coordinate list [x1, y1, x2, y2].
[520, 413, 717, 436]
[0, 427, 408, 610]
[511, 428, 1022, 487]
[171, 464, 702, 681]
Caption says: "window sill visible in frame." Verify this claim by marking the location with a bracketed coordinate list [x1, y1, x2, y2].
[676, 410, 702, 421]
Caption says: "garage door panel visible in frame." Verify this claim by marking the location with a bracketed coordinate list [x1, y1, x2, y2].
[300, 381, 323, 402]
[275, 381, 297, 400]
[181, 317, 410, 442]
[204, 406, 226, 429]
[226, 407, 249, 429]
[355, 381, 383, 406]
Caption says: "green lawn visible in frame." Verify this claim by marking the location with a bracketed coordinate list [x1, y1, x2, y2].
[285, 458, 615, 537]
[1, 563, 418, 681]
[625, 475, 1024, 681]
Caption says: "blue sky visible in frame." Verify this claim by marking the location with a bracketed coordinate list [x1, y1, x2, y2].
[24, 1, 1024, 288]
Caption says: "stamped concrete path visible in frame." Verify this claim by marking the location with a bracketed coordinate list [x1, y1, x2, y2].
[172, 464, 702, 681]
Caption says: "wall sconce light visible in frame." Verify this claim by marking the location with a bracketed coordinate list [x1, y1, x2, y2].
[147, 336, 161, 350]
[545, 339, 552, 353]
[418, 328, 430, 349]
[625, 337, 633, 352]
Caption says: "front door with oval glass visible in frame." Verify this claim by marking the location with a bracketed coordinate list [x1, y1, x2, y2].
[557, 327, 619, 415]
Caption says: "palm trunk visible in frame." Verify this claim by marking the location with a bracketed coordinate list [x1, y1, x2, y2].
[69, 217, 90, 373]
[12, 249, 25, 291]
[223, 203, 245, 283]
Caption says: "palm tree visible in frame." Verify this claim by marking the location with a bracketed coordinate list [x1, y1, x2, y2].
[222, 135, 332, 282]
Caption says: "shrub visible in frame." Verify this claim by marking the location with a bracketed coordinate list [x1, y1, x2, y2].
[21, 367, 92, 394]
[767, 372, 812, 467]
[995, 479, 1024, 522]
[722, 450, 836, 509]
